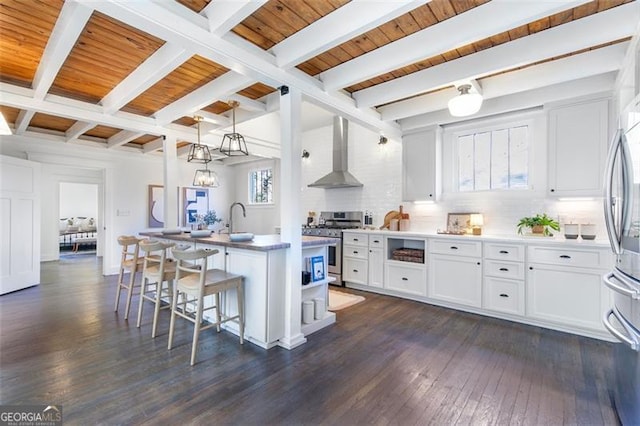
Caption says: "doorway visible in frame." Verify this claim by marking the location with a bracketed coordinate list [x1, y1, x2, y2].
[59, 182, 98, 257]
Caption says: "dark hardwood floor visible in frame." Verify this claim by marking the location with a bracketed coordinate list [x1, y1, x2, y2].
[0, 255, 620, 425]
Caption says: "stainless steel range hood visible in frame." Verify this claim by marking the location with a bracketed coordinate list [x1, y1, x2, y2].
[308, 116, 363, 189]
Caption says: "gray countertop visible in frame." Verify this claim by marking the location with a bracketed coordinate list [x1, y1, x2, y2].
[140, 232, 339, 252]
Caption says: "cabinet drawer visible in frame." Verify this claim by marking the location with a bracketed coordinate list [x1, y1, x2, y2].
[484, 260, 525, 280]
[343, 244, 368, 260]
[484, 243, 525, 262]
[429, 239, 482, 257]
[483, 277, 525, 316]
[343, 258, 368, 285]
[527, 246, 610, 269]
[369, 235, 384, 248]
[385, 263, 427, 296]
[343, 233, 368, 247]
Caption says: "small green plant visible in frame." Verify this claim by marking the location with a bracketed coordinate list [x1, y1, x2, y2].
[202, 210, 223, 226]
[517, 213, 559, 236]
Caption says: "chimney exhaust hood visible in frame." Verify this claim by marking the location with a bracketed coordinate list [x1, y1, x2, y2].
[308, 116, 363, 189]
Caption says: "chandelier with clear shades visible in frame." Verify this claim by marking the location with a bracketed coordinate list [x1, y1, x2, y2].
[188, 116, 219, 187]
[219, 100, 249, 156]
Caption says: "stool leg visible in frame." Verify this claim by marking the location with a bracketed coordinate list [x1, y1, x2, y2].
[168, 286, 178, 350]
[115, 266, 124, 312]
[123, 266, 137, 320]
[136, 276, 147, 328]
[191, 297, 203, 366]
[151, 280, 162, 338]
[237, 281, 244, 345]
[215, 293, 222, 333]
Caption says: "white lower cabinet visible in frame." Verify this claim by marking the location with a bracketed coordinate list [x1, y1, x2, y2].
[526, 263, 608, 332]
[385, 261, 427, 296]
[343, 257, 368, 285]
[428, 253, 482, 307]
[368, 247, 384, 288]
[484, 276, 525, 316]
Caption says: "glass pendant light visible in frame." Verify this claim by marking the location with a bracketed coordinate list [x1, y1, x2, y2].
[219, 100, 249, 156]
[448, 84, 483, 117]
[187, 116, 212, 163]
[193, 163, 220, 188]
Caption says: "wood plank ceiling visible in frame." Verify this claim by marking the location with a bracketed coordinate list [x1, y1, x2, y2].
[0, 0, 637, 155]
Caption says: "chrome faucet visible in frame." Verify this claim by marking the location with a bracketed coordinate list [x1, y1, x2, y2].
[228, 202, 246, 234]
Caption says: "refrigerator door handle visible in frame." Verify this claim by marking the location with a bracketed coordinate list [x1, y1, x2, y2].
[604, 271, 640, 300]
[603, 129, 624, 254]
[603, 308, 640, 351]
[620, 132, 633, 235]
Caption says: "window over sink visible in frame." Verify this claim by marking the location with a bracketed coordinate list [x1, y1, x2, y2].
[456, 123, 529, 192]
[248, 167, 273, 205]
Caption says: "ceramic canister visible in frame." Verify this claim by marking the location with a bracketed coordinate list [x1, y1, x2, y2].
[302, 301, 314, 324]
[313, 298, 324, 320]
[564, 223, 579, 239]
[581, 224, 596, 240]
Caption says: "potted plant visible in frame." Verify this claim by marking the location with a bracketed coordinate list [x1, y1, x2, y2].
[517, 213, 559, 236]
[202, 210, 223, 230]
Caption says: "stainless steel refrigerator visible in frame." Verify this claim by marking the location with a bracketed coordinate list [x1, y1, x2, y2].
[603, 95, 640, 425]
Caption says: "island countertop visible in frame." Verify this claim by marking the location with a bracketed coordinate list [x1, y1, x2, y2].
[139, 232, 339, 252]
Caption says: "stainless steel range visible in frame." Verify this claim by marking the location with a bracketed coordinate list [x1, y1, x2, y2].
[302, 211, 363, 286]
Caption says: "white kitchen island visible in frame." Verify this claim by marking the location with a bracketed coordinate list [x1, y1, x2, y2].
[140, 232, 339, 349]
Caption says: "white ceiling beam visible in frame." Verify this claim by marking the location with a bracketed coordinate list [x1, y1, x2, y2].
[14, 110, 35, 135]
[358, 1, 640, 109]
[381, 42, 628, 121]
[272, 0, 429, 69]
[226, 94, 266, 113]
[142, 137, 166, 153]
[154, 72, 255, 125]
[107, 130, 145, 149]
[319, 0, 591, 91]
[65, 121, 97, 140]
[102, 44, 192, 114]
[202, 0, 268, 36]
[83, 0, 402, 138]
[0, 83, 197, 140]
[32, 1, 93, 99]
[197, 111, 231, 127]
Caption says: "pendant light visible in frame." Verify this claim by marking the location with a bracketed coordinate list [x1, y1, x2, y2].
[187, 115, 212, 163]
[448, 84, 483, 117]
[219, 100, 249, 156]
[193, 164, 220, 188]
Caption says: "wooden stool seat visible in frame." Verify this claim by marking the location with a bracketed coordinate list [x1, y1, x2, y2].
[114, 235, 144, 319]
[137, 240, 176, 338]
[168, 247, 245, 365]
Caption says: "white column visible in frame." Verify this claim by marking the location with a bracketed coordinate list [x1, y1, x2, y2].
[162, 134, 179, 229]
[278, 86, 306, 350]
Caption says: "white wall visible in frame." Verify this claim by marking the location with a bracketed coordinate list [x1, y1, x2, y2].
[60, 182, 98, 219]
[297, 100, 608, 240]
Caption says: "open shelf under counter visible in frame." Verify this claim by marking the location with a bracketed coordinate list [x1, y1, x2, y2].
[302, 276, 336, 290]
[301, 311, 336, 336]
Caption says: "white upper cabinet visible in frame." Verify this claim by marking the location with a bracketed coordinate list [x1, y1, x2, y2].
[402, 126, 441, 202]
[547, 97, 610, 197]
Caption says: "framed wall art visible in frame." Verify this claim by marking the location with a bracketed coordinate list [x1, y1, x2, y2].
[182, 187, 209, 227]
[148, 185, 165, 228]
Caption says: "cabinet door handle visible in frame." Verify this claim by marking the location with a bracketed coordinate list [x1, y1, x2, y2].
[402, 277, 408, 281]
[559, 255, 571, 259]
[353, 251, 358, 254]
[353, 269, 358, 273]
[499, 250, 509, 254]
[499, 267, 509, 272]
[499, 293, 509, 298]
[373, 240, 380, 243]
[353, 238, 359, 242]
[529, 266, 533, 270]
[450, 246, 458, 250]
[477, 262, 481, 265]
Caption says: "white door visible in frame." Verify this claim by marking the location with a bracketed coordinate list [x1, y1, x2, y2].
[0, 155, 41, 294]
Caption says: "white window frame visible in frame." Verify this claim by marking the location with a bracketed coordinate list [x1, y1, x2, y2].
[247, 167, 274, 206]
[450, 117, 535, 194]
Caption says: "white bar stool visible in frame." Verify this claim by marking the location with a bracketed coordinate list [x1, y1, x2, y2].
[136, 240, 176, 338]
[168, 247, 244, 366]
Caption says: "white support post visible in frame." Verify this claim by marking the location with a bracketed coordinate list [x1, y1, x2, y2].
[162, 135, 179, 229]
[278, 85, 306, 350]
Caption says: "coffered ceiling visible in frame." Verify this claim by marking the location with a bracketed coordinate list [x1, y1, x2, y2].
[0, 0, 638, 157]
